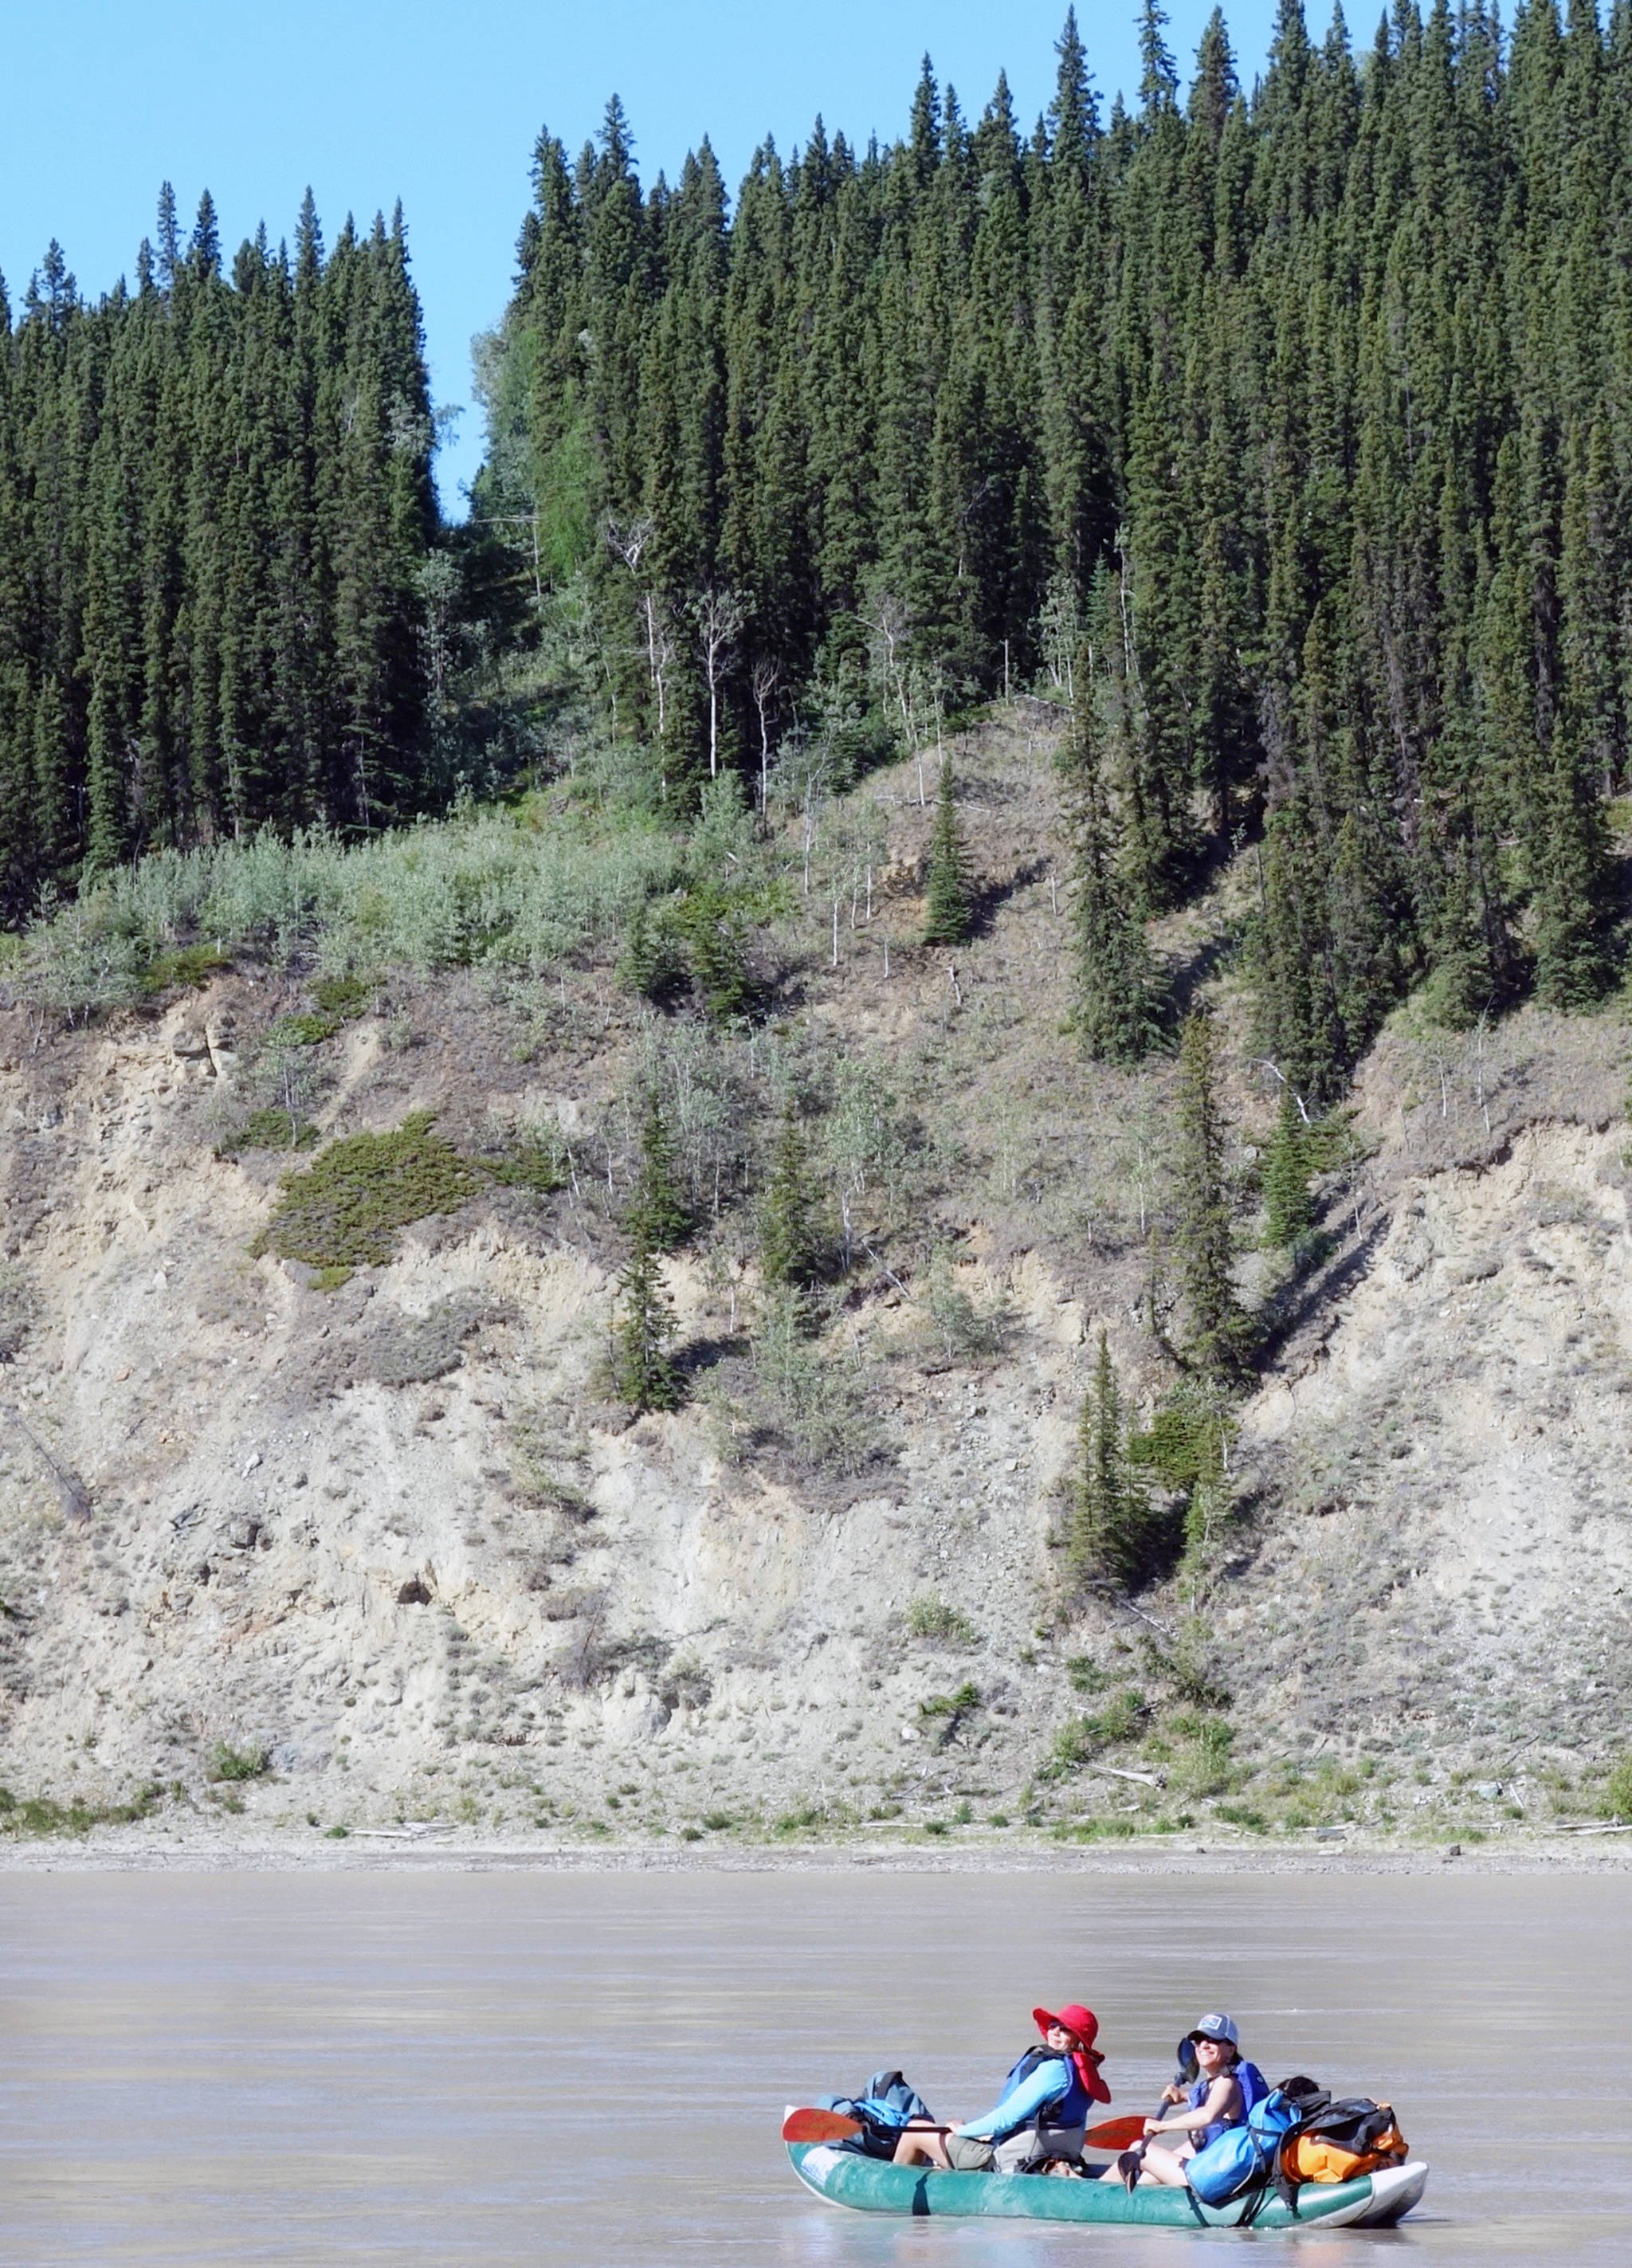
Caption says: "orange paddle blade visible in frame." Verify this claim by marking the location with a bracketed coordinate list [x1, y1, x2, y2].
[783, 2108, 865, 2143]
[1084, 2114, 1151, 2151]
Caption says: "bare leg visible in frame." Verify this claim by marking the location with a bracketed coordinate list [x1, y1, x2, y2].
[1136, 2143, 1195, 2188]
[892, 2124, 951, 2169]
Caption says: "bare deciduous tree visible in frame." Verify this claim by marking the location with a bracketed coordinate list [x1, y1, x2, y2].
[692, 587, 746, 778]
[604, 515, 672, 727]
[865, 587, 911, 728]
[647, 596, 677, 739]
[750, 651, 783, 812]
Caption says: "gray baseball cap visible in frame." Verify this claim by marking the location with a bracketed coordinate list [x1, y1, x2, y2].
[1187, 2013, 1241, 2046]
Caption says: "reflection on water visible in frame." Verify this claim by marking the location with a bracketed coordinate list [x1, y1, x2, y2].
[0, 1868, 1626, 2264]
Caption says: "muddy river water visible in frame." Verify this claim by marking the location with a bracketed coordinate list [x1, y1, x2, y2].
[0, 1866, 1626, 2264]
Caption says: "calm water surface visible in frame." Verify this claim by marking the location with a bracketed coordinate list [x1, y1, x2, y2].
[0, 1867, 1626, 2265]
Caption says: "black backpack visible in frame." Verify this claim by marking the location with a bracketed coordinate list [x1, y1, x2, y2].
[1269, 2079, 1407, 2214]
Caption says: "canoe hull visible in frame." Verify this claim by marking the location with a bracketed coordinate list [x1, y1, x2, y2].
[787, 2137, 1429, 2230]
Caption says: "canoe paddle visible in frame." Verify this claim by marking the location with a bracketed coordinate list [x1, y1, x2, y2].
[783, 2108, 959, 2144]
[1101, 2039, 1201, 2175]
[1082, 2113, 1154, 2151]
[785, 2107, 1152, 2151]
[782, 2109, 869, 2143]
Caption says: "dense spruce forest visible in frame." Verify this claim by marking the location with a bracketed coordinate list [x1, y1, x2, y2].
[4, 0, 1630, 1106]
[477, 0, 1632, 1095]
[0, 190, 436, 922]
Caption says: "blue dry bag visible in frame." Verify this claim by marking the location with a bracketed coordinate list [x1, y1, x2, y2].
[1186, 2087, 1300, 2207]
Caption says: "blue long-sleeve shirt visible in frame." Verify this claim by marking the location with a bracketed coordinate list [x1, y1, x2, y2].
[954, 2054, 1073, 2141]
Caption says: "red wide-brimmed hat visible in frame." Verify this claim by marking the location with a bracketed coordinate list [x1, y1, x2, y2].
[1032, 2002, 1112, 2102]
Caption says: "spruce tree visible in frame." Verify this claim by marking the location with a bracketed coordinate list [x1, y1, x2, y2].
[759, 1110, 821, 1289]
[626, 1093, 690, 1251]
[921, 762, 973, 944]
[1533, 735, 1614, 1008]
[1069, 1330, 1148, 1587]
[1173, 1010, 1251, 1379]
[610, 1218, 682, 1412]
[1261, 1085, 1312, 1249]
[1057, 647, 1159, 1060]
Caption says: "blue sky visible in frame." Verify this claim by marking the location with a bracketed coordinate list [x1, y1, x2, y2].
[6, 0, 1281, 516]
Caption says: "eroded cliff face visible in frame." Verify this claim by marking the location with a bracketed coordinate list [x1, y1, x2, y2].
[1228, 1120, 1632, 1773]
[1, 912, 1629, 1849]
[0, 982, 1100, 1837]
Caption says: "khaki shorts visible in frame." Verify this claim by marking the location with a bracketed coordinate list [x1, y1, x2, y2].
[944, 2133, 998, 2172]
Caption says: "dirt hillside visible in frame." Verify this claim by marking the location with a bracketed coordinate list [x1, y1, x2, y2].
[2, 715, 1629, 1853]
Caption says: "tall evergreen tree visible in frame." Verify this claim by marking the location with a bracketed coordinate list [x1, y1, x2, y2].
[626, 1093, 691, 1251]
[1261, 1085, 1313, 1248]
[921, 762, 974, 944]
[1069, 1329, 1150, 1587]
[759, 1110, 822, 1288]
[1173, 1010, 1251, 1379]
[1057, 646, 1159, 1059]
[610, 1216, 682, 1411]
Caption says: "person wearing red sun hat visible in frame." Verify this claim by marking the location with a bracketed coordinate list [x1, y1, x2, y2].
[892, 2003, 1111, 2173]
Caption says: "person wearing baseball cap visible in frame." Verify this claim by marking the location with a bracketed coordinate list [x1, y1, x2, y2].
[893, 2002, 1111, 2173]
[1108, 2012, 1265, 2191]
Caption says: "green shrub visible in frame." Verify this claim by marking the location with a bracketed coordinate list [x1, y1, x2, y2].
[13, 809, 686, 1013]
[218, 1108, 320, 1156]
[477, 1131, 568, 1193]
[1053, 1816, 1140, 1842]
[1172, 1714, 1235, 1798]
[266, 1010, 341, 1048]
[907, 1595, 979, 1646]
[312, 972, 376, 1016]
[720, 1289, 881, 1473]
[1090, 1688, 1148, 1744]
[253, 1112, 477, 1277]
[924, 1246, 1012, 1360]
[660, 1656, 713, 1713]
[210, 1741, 269, 1783]
[0, 1782, 163, 1835]
[1129, 1383, 1237, 1566]
[1049, 1688, 1149, 1774]
[141, 943, 231, 994]
[918, 1682, 981, 1745]
[1138, 1622, 1233, 1710]
[1606, 1752, 1632, 1821]
[1066, 1656, 1114, 1695]
[1215, 1802, 1268, 1831]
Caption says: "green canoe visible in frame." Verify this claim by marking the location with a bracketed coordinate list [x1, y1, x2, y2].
[785, 2132, 1429, 2230]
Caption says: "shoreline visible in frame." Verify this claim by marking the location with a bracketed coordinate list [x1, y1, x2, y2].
[2, 1824, 1629, 1874]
